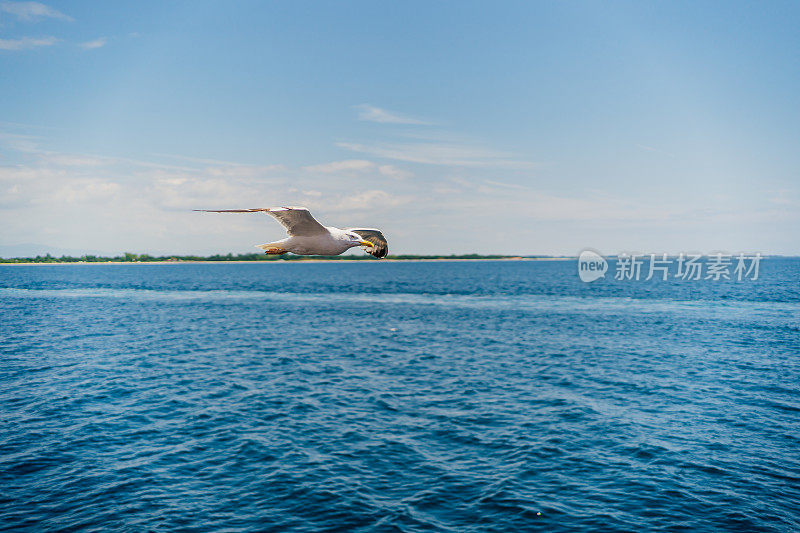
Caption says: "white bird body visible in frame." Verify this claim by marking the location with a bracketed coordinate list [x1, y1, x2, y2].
[194, 206, 389, 258]
[267, 227, 356, 256]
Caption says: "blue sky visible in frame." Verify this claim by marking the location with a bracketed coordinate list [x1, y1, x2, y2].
[1, 1, 798, 255]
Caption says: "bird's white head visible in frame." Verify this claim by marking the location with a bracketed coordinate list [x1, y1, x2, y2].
[346, 232, 374, 249]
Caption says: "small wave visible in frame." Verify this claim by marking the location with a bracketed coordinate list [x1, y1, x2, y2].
[1, 287, 798, 320]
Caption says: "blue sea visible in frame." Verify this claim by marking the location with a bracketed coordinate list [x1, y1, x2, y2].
[1, 259, 799, 531]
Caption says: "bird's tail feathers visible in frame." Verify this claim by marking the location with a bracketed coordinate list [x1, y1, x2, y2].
[255, 241, 288, 255]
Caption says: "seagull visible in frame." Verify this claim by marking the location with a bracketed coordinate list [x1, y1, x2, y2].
[195, 206, 388, 258]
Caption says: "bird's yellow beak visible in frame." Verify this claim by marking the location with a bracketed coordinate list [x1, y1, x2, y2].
[359, 240, 373, 247]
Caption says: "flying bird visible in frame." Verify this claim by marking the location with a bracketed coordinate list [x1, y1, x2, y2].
[195, 206, 388, 258]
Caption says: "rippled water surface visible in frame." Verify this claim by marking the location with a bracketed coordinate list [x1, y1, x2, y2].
[2, 259, 799, 531]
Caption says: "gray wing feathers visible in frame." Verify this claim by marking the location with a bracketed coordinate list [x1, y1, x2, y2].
[348, 228, 388, 258]
[264, 207, 328, 236]
[195, 206, 328, 236]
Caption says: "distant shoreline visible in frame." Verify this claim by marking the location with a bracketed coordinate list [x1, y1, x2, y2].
[0, 256, 572, 266]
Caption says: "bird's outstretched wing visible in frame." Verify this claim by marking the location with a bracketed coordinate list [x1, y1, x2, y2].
[348, 228, 388, 258]
[195, 206, 328, 236]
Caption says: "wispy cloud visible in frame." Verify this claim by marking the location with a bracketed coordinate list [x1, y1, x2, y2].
[149, 153, 286, 178]
[0, 1, 72, 21]
[376, 165, 412, 180]
[336, 140, 533, 168]
[303, 159, 374, 173]
[303, 159, 412, 179]
[483, 179, 532, 191]
[78, 37, 107, 50]
[37, 153, 107, 167]
[0, 130, 41, 151]
[0, 36, 57, 50]
[354, 104, 431, 125]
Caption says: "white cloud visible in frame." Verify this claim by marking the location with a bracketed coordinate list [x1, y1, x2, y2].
[302, 159, 412, 179]
[0, 130, 40, 151]
[483, 179, 531, 190]
[54, 179, 121, 204]
[0, 1, 72, 21]
[377, 165, 412, 180]
[2, 127, 796, 256]
[0, 36, 57, 50]
[354, 104, 431, 125]
[78, 37, 107, 50]
[303, 159, 374, 173]
[336, 141, 533, 168]
[148, 174, 252, 211]
[331, 189, 408, 211]
[38, 153, 107, 167]
[205, 164, 284, 179]
[295, 189, 411, 213]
